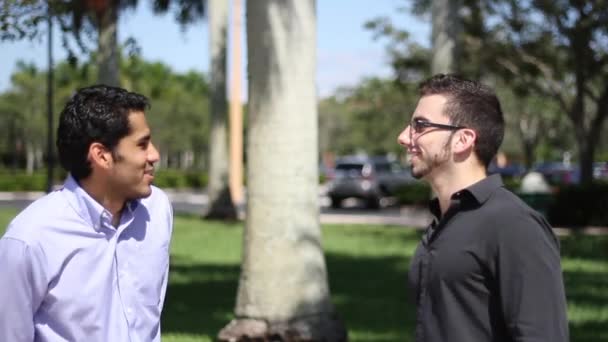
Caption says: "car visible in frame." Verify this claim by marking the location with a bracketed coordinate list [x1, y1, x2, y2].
[326, 155, 414, 209]
[488, 162, 526, 179]
[594, 162, 608, 181]
[532, 161, 580, 185]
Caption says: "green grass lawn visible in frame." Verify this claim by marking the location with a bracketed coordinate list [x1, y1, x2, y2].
[1, 209, 607, 341]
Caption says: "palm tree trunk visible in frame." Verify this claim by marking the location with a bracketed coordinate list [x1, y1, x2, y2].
[218, 0, 346, 340]
[204, 0, 237, 219]
[97, 3, 119, 86]
[431, 0, 460, 74]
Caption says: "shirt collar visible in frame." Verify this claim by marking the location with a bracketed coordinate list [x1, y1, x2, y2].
[63, 175, 140, 231]
[428, 174, 504, 218]
[463, 174, 504, 205]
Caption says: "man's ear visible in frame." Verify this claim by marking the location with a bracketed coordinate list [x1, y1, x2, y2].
[88, 142, 113, 170]
[453, 128, 477, 154]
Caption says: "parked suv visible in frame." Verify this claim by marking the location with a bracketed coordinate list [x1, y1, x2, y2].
[326, 155, 414, 209]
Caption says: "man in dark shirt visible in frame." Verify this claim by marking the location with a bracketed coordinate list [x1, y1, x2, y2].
[397, 74, 569, 342]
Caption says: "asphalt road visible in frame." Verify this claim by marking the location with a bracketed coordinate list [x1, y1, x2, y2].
[0, 190, 431, 228]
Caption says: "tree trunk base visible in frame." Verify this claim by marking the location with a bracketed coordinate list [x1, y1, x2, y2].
[217, 313, 347, 342]
[204, 187, 238, 220]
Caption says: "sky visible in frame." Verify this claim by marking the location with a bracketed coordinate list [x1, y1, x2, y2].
[0, 0, 429, 98]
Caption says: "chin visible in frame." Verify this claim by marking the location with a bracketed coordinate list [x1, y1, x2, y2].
[128, 186, 153, 201]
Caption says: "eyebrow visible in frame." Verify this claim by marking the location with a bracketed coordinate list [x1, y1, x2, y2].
[411, 115, 430, 122]
[136, 133, 151, 144]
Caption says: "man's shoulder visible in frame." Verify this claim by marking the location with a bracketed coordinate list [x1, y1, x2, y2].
[484, 186, 541, 218]
[481, 186, 556, 240]
[3, 191, 71, 243]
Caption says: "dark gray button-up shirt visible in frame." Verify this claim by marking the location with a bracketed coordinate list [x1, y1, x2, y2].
[408, 175, 569, 342]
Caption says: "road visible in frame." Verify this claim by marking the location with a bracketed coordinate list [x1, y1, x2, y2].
[3, 190, 606, 235]
[0, 190, 432, 228]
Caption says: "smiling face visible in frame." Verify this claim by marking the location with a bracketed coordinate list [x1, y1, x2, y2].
[397, 94, 459, 180]
[107, 110, 160, 202]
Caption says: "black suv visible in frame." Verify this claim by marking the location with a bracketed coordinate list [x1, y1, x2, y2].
[326, 155, 414, 209]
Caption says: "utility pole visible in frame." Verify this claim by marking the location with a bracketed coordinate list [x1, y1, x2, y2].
[46, 7, 55, 193]
[229, 0, 244, 205]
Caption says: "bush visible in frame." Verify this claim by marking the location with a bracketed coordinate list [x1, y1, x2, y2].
[395, 182, 432, 206]
[503, 177, 522, 192]
[153, 169, 208, 189]
[0, 172, 47, 191]
[516, 192, 554, 217]
[0, 169, 208, 191]
[547, 183, 608, 227]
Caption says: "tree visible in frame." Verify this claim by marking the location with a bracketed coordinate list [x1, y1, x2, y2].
[0, 0, 134, 86]
[430, 0, 461, 74]
[218, 1, 346, 340]
[203, 0, 237, 219]
[488, 1, 608, 184]
[319, 78, 418, 157]
[0, 63, 47, 173]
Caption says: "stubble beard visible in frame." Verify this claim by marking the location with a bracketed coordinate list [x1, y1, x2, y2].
[410, 136, 453, 179]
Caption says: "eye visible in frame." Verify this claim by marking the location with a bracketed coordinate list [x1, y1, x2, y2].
[412, 119, 426, 133]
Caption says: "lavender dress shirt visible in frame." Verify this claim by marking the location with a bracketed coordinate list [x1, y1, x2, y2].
[0, 175, 173, 342]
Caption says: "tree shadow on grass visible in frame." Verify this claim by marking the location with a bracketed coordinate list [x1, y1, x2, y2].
[325, 252, 415, 342]
[161, 261, 240, 338]
[560, 234, 608, 262]
[160, 230, 605, 341]
[161, 252, 415, 341]
[563, 268, 608, 342]
[570, 320, 608, 342]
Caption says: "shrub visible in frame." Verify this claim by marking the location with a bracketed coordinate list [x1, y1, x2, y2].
[503, 177, 522, 192]
[395, 182, 432, 206]
[153, 169, 208, 189]
[0, 172, 47, 191]
[547, 183, 608, 227]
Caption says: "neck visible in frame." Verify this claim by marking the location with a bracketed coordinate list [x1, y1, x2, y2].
[79, 176, 125, 227]
[428, 164, 487, 214]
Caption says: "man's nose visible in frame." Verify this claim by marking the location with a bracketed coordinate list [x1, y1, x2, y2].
[398, 125, 412, 147]
[148, 142, 160, 163]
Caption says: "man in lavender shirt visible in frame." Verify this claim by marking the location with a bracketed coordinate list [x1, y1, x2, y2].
[0, 85, 173, 341]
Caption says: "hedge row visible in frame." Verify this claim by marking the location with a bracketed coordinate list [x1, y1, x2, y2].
[0, 172, 48, 191]
[547, 183, 608, 227]
[153, 169, 208, 189]
[0, 169, 209, 191]
[394, 181, 608, 227]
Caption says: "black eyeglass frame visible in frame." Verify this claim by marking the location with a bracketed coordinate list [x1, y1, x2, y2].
[410, 117, 466, 134]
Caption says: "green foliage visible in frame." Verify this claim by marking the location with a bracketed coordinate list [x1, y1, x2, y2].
[502, 177, 522, 192]
[153, 169, 208, 189]
[0, 171, 46, 191]
[319, 78, 417, 157]
[395, 181, 431, 206]
[367, 1, 608, 181]
[0, 54, 210, 172]
[123, 56, 210, 169]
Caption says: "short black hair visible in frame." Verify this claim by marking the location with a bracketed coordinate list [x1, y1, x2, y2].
[56, 85, 150, 180]
[419, 74, 504, 168]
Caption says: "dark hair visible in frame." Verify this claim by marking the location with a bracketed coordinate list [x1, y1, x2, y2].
[56, 85, 150, 180]
[419, 74, 504, 168]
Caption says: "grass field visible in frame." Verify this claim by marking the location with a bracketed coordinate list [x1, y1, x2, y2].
[1, 209, 607, 341]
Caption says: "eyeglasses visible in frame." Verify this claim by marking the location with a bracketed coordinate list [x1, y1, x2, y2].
[410, 117, 466, 134]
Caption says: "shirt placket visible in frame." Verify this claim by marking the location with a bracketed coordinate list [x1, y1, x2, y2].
[416, 199, 462, 341]
[113, 212, 138, 341]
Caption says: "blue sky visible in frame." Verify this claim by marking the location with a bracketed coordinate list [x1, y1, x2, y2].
[0, 0, 429, 97]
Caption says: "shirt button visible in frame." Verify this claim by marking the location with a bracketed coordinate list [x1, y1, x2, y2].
[127, 308, 133, 314]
